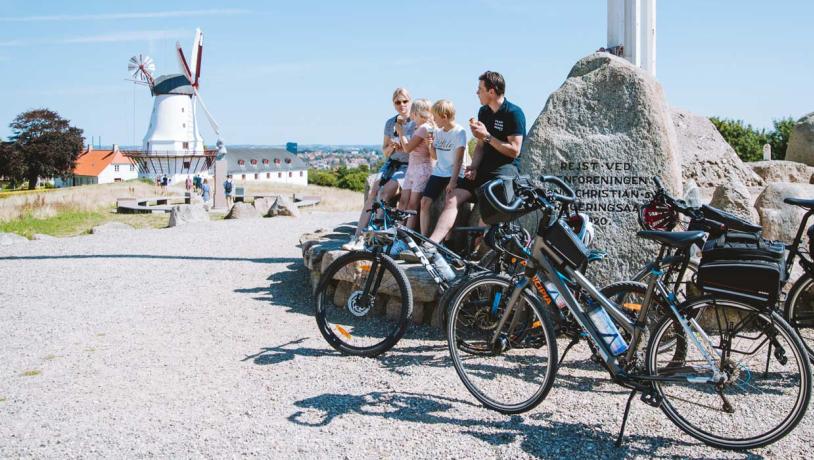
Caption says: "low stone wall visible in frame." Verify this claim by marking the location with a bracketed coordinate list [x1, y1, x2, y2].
[299, 223, 447, 327]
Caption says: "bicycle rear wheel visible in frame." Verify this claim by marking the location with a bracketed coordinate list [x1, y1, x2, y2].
[314, 251, 413, 357]
[447, 274, 558, 414]
[646, 297, 811, 450]
[784, 273, 814, 361]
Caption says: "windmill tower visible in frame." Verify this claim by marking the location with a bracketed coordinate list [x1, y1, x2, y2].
[124, 29, 227, 184]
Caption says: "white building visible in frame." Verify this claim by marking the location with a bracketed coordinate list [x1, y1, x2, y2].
[227, 148, 308, 185]
[56, 145, 138, 187]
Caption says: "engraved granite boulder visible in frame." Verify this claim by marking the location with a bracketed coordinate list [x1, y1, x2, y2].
[520, 53, 683, 285]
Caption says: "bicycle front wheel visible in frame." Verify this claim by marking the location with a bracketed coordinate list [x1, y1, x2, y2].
[314, 251, 413, 357]
[447, 274, 558, 414]
[646, 297, 811, 450]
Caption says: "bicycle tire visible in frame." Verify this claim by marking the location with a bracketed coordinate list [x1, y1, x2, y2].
[314, 251, 413, 357]
[646, 296, 811, 450]
[783, 272, 814, 361]
[447, 273, 558, 414]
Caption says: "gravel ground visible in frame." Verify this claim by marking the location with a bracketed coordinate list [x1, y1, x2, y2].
[1, 211, 812, 459]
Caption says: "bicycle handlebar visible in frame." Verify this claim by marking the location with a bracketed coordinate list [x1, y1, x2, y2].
[540, 175, 576, 204]
[483, 179, 526, 214]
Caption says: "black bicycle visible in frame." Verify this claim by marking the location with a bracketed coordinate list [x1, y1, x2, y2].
[627, 178, 814, 362]
[314, 202, 527, 357]
[446, 176, 811, 450]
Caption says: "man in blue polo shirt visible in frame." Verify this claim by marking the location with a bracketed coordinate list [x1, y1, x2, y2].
[465, 70, 525, 190]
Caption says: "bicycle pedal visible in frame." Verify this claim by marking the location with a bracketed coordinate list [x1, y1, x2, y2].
[640, 391, 662, 408]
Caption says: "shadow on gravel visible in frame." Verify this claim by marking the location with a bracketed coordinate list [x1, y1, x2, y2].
[287, 390, 759, 459]
[236, 262, 313, 316]
[0, 254, 300, 264]
[242, 338, 451, 377]
[242, 338, 335, 365]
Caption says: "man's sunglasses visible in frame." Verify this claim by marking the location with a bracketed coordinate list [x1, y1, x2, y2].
[394, 100, 410, 105]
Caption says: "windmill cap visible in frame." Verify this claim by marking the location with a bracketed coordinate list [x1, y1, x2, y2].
[152, 74, 193, 96]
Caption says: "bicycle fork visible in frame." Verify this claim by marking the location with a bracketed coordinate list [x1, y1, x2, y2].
[489, 277, 530, 351]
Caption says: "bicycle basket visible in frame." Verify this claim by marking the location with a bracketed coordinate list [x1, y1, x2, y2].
[638, 195, 678, 231]
[477, 178, 530, 225]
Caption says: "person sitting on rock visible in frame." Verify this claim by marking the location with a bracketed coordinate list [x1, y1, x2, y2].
[465, 70, 525, 197]
[419, 99, 473, 243]
[343, 88, 415, 251]
[397, 98, 436, 230]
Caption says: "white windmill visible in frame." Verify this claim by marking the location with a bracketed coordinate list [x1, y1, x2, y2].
[124, 28, 227, 185]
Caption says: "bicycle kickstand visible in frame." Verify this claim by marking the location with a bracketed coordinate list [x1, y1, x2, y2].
[615, 389, 637, 447]
[557, 336, 580, 368]
[764, 340, 773, 378]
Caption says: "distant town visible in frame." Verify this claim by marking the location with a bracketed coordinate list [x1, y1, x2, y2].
[212, 144, 383, 171]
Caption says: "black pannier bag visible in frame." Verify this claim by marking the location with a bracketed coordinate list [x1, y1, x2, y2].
[537, 218, 590, 271]
[698, 234, 786, 305]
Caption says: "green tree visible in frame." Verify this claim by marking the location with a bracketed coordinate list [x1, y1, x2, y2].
[767, 117, 795, 160]
[0, 141, 24, 189]
[3, 109, 84, 189]
[709, 117, 767, 162]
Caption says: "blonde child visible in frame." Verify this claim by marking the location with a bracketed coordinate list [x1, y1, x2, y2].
[420, 100, 473, 242]
[398, 99, 436, 230]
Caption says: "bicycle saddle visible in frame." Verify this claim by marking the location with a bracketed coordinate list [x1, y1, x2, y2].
[636, 230, 705, 249]
[784, 197, 814, 209]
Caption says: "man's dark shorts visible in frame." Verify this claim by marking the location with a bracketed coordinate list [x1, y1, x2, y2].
[456, 164, 520, 201]
[422, 175, 475, 200]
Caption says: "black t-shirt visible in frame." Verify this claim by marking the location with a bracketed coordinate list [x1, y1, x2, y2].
[477, 98, 526, 174]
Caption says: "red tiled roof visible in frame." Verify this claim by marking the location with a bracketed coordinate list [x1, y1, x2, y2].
[73, 149, 134, 177]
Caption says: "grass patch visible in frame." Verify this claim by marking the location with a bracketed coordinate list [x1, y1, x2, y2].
[0, 209, 169, 239]
[20, 370, 41, 377]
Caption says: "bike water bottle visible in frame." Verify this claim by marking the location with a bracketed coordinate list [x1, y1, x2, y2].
[432, 251, 456, 281]
[543, 281, 567, 310]
[587, 304, 629, 356]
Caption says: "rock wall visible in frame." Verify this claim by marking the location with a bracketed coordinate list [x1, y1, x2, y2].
[671, 108, 764, 188]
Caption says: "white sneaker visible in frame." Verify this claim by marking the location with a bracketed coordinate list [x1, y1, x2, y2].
[342, 236, 365, 251]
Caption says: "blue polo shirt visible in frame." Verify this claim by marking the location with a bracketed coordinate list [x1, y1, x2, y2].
[477, 98, 526, 174]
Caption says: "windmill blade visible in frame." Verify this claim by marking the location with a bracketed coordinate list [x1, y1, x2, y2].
[141, 56, 155, 74]
[194, 89, 220, 136]
[175, 42, 193, 84]
[128, 54, 156, 83]
[190, 28, 203, 88]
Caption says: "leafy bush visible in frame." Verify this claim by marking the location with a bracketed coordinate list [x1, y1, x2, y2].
[308, 166, 370, 192]
[337, 170, 368, 192]
[709, 118, 766, 162]
[710, 116, 794, 162]
[307, 169, 338, 187]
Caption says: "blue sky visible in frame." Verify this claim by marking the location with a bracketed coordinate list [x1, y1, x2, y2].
[1, 0, 812, 146]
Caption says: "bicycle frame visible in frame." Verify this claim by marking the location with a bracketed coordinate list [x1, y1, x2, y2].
[493, 234, 725, 388]
[784, 207, 814, 278]
[628, 246, 695, 301]
[364, 205, 486, 292]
